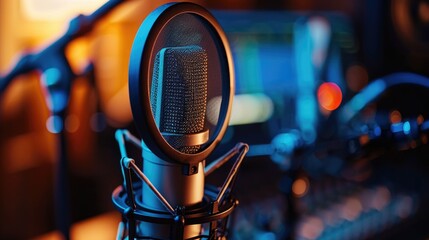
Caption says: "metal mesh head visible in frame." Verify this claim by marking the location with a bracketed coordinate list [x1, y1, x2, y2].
[151, 45, 208, 153]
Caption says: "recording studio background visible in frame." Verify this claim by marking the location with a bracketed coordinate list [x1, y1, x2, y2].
[1, 0, 429, 239]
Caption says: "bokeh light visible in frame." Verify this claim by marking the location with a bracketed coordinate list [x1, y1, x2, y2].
[317, 82, 342, 111]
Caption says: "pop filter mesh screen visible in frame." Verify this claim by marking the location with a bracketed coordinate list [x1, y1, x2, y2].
[147, 13, 227, 154]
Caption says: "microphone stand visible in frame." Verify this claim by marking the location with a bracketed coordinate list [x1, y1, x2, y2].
[0, 1, 124, 239]
[113, 130, 249, 239]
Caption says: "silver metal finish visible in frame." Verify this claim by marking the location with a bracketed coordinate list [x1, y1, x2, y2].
[140, 146, 205, 238]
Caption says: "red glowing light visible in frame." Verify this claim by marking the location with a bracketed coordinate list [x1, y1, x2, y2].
[317, 82, 342, 111]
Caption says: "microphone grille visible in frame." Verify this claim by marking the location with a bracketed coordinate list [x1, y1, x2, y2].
[151, 46, 208, 153]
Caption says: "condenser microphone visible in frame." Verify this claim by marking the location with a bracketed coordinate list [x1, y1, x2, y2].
[112, 2, 248, 240]
[150, 45, 209, 153]
[141, 45, 209, 238]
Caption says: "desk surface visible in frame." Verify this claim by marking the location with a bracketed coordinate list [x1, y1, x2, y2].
[32, 211, 121, 240]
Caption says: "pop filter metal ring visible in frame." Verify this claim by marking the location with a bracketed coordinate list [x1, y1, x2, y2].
[129, 2, 234, 165]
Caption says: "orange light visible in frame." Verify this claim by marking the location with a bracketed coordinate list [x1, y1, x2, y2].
[21, 0, 109, 21]
[417, 114, 424, 125]
[359, 134, 370, 145]
[390, 110, 402, 123]
[292, 177, 309, 197]
[317, 82, 342, 111]
[419, 1, 429, 23]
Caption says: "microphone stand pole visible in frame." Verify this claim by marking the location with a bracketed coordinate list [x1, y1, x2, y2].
[0, 1, 124, 239]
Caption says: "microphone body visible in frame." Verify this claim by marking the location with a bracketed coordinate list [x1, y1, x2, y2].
[140, 45, 208, 238]
[140, 149, 205, 238]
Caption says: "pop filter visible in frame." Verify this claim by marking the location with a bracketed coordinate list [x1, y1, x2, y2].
[129, 2, 234, 165]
